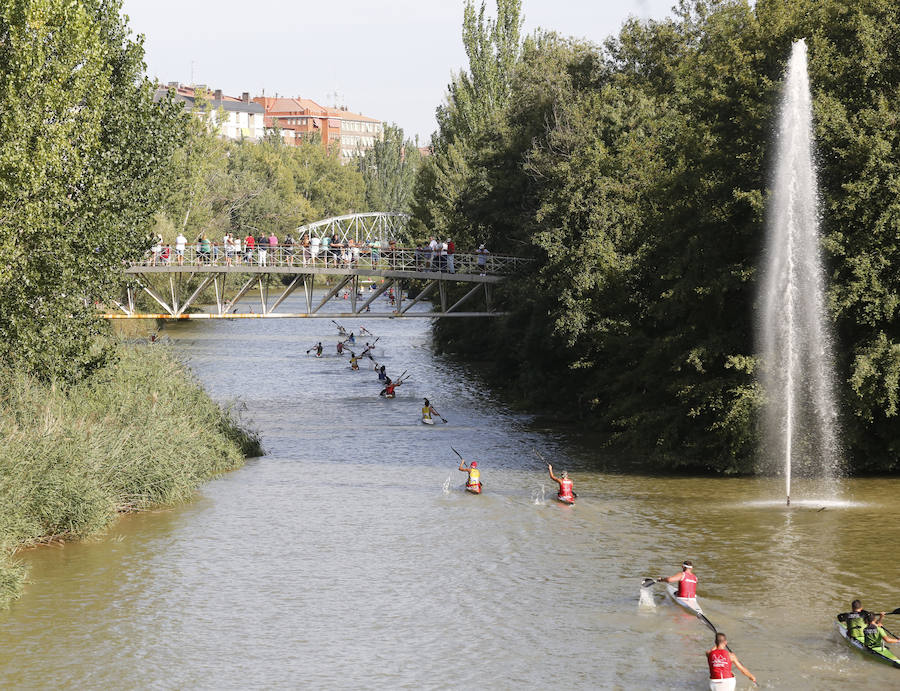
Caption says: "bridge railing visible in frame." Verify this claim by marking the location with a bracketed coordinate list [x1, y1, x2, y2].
[129, 246, 530, 276]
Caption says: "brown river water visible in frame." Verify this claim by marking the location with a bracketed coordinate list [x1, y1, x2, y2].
[0, 292, 898, 689]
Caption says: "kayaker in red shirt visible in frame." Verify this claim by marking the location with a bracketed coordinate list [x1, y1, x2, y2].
[658, 560, 697, 598]
[706, 632, 756, 690]
[547, 463, 576, 502]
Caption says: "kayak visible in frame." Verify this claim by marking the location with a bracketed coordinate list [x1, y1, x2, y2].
[465, 484, 482, 494]
[837, 618, 900, 669]
[421, 417, 435, 425]
[666, 583, 703, 616]
[384, 393, 395, 399]
[556, 495, 575, 505]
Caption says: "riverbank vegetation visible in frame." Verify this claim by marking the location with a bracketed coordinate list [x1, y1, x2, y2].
[0, 345, 262, 606]
[418, 0, 900, 474]
[0, 1, 263, 607]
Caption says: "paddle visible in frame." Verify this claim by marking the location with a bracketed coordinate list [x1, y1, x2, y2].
[883, 608, 900, 616]
[642, 578, 735, 653]
[534, 448, 578, 498]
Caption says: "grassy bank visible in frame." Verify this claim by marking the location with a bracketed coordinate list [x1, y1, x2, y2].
[0, 345, 261, 606]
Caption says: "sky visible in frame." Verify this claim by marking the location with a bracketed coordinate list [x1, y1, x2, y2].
[121, 0, 677, 143]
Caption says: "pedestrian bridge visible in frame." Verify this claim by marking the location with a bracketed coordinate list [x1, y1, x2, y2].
[103, 227, 528, 320]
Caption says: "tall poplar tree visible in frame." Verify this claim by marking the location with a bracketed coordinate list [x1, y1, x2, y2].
[0, 0, 185, 381]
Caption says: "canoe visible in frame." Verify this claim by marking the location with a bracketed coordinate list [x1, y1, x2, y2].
[666, 583, 703, 616]
[465, 484, 482, 494]
[421, 417, 435, 425]
[837, 618, 900, 669]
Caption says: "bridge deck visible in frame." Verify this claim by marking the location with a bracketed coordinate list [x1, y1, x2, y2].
[112, 248, 527, 320]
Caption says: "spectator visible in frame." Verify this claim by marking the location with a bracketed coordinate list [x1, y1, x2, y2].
[285, 234, 295, 267]
[268, 232, 278, 264]
[302, 234, 311, 266]
[151, 234, 163, 265]
[160, 243, 171, 265]
[476, 244, 489, 275]
[427, 236, 438, 270]
[244, 233, 255, 263]
[371, 238, 381, 267]
[446, 238, 456, 273]
[321, 234, 331, 266]
[199, 235, 211, 263]
[257, 233, 268, 267]
[310, 234, 320, 265]
[175, 232, 187, 265]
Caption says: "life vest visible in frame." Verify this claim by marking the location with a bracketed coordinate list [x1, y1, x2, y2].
[846, 611, 866, 640]
[677, 571, 697, 598]
[707, 649, 733, 679]
[385, 384, 396, 395]
[558, 477, 574, 500]
[350, 359, 359, 370]
[467, 468, 481, 487]
[422, 406, 431, 419]
[864, 624, 884, 650]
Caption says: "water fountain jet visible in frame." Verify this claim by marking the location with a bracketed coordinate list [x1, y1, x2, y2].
[759, 40, 841, 506]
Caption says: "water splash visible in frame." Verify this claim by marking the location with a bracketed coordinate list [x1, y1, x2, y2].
[441, 473, 451, 496]
[531, 485, 546, 505]
[759, 39, 841, 505]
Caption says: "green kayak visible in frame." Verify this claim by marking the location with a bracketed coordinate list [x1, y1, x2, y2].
[837, 617, 900, 669]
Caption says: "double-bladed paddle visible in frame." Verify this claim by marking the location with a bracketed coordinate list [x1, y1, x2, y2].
[640, 577, 734, 652]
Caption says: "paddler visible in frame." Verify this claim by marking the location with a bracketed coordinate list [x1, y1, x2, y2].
[377, 365, 387, 382]
[348, 351, 360, 370]
[306, 342, 324, 357]
[706, 632, 756, 690]
[346, 332, 355, 344]
[422, 398, 439, 422]
[547, 464, 576, 502]
[838, 600, 872, 642]
[657, 560, 697, 599]
[380, 377, 401, 397]
[458, 458, 481, 492]
[863, 612, 900, 650]
[336, 340, 344, 355]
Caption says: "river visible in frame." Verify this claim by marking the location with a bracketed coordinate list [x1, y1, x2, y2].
[0, 291, 898, 689]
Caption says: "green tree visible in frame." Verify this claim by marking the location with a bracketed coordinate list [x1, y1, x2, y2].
[0, 0, 185, 381]
[358, 124, 421, 213]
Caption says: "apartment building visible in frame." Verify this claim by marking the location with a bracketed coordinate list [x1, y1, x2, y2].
[255, 96, 383, 163]
[156, 84, 266, 141]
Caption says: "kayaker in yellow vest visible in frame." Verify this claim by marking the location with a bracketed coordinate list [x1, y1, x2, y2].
[863, 612, 900, 650]
[349, 352, 360, 370]
[458, 458, 481, 491]
[422, 398, 435, 421]
[838, 600, 873, 641]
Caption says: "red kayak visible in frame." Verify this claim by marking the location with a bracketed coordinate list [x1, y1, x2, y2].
[465, 483, 482, 494]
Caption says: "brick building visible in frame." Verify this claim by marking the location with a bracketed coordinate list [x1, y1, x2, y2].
[254, 96, 383, 163]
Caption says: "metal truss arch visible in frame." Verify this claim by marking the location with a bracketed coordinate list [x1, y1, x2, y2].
[295, 212, 411, 245]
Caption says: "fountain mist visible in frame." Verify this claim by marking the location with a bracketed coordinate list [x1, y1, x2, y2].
[759, 40, 841, 505]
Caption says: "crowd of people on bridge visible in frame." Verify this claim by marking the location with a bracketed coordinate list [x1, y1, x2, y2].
[149, 232, 491, 274]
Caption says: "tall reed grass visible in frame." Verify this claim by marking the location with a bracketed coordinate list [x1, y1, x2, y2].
[0, 345, 261, 606]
